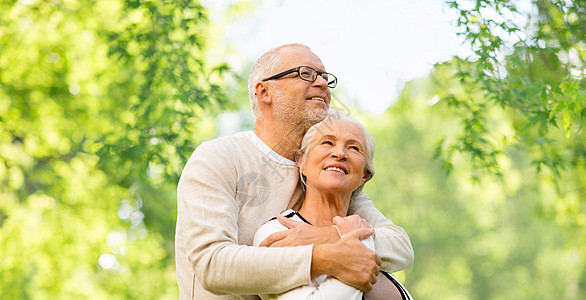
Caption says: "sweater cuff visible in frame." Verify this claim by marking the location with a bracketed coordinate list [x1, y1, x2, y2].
[304, 244, 315, 284]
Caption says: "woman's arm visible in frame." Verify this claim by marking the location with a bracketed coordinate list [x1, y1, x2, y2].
[266, 277, 363, 300]
[254, 221, 375, 300]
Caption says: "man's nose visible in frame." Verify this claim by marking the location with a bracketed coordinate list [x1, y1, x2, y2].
[313, 75, 328, 88]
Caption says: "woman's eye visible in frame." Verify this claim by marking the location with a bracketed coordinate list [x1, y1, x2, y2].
[322, 140, 333, 145]
[349, 145, 361, 151]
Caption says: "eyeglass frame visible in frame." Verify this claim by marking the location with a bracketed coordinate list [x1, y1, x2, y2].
[262, 66, 337, 88]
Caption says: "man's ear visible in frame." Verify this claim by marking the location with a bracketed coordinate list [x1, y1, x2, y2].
[255, 82, 271, 104]
[296, 152, 305, 175]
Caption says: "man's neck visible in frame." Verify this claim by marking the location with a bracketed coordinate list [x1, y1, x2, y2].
[254, 120, 306, 161]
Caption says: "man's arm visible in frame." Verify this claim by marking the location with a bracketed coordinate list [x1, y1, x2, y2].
[176, 141, 312, 295]
[254, 218, 380, 295]
[310, 229, 381, 291]
[261, 234, 379, 300]
[261, 192, 414, 274]
[257, 215, 381, 292]
[348, 192, 414, 273]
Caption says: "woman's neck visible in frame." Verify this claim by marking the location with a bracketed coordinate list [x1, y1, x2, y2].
[297, 188, 353, 227]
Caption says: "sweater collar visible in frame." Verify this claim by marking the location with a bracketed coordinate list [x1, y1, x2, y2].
[244, 131, 296, 166]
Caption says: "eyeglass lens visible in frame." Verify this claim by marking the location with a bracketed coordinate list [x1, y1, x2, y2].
[299, 66, 336, 88]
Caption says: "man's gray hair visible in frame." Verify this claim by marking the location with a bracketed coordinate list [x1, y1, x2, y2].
[248, 43, 312, 119]
[297, 109, 376, 196]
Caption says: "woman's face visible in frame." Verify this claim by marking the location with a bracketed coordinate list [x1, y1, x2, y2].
[300, 119, 368, 194]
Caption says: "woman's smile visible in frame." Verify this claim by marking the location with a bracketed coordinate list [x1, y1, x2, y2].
[300, 118, 368, 193]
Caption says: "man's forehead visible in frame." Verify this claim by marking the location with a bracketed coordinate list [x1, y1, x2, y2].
[279, 46, 325, 69]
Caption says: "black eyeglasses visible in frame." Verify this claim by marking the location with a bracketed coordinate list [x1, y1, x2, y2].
[262, 66, 337, 88]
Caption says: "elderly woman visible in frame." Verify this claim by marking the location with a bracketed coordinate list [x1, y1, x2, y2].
[253, 111, 411, 299]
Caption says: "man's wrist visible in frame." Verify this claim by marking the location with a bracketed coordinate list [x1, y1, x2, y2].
[310, 244, 334, 278]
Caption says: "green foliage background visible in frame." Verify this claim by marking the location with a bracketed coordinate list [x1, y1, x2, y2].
[0, 0, 584, 299]
[0, 0, 225, 298]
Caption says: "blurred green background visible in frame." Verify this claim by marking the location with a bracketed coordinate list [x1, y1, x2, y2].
[1, 0, 584, 299]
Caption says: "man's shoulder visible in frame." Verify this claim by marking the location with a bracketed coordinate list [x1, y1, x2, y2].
[193, 131, 254, 156]
[197, 131, 251, 148]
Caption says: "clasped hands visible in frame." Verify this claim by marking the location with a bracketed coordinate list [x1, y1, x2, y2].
[259, 215, 381, 292]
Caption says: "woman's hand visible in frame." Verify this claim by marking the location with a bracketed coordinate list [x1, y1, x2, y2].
[333, 215, 373, 236]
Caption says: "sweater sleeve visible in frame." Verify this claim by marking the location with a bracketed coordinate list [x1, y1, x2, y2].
[176, 141, 312, 295]
[347, 192, 414, 273]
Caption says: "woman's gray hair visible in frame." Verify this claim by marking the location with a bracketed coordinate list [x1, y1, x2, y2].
[296, 109, 376, 196]
[248, 43, 312, 119]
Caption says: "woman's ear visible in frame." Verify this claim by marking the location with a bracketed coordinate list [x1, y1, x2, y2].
[360, 170, 371, 185]
[255, 82, 271, 104]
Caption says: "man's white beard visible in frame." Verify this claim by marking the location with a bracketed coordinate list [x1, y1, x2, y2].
[272, 91, 328, 133]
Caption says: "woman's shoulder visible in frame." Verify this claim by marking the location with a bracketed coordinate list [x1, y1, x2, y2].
[252, 209, 298, 247]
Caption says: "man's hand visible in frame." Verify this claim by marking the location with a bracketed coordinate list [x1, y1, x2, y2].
[312, 228, 381, 292]
[333, 215, 373, 236]
[259, 214, 339, 247]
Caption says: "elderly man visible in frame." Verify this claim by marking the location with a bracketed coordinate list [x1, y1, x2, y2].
[175, 43, 414, 299]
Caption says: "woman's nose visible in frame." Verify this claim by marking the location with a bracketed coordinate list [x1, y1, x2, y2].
[331, 148, 347, 160]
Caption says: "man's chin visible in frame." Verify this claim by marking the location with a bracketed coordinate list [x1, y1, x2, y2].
[306, 107, 328, 123]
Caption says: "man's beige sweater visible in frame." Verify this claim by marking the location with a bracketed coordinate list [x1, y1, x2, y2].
[175, 131, 414, 299]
